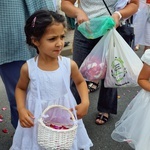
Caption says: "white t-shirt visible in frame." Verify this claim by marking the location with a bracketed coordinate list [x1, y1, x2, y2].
[78, 0, 129, 19]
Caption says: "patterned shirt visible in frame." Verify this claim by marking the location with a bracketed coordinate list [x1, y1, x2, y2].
[79, 0, 118, 19]
[0, 0, 55, 65]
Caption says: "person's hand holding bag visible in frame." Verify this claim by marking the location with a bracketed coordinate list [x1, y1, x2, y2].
[77, 16, 115, 39]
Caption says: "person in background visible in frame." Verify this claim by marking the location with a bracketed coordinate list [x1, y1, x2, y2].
[133, 0, 150, 51]
[61, 0, 139, 125]
[0, 0, 55, 129]
[111, 49, 150, 150]
[10, 10, 92, 149]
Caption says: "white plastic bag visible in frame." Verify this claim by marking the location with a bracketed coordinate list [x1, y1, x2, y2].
[104, 28, 143, 87]
[79, 30, 112, 82]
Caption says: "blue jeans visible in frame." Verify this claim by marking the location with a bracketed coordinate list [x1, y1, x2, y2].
[71, 26, 117, 114]
[0, 61, 26, 128]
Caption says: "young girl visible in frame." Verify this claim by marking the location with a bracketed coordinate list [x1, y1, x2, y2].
[10, 10, 93, 150]
[111, 49, 150, 150]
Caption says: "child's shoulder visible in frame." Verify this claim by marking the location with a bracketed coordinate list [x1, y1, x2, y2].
[60, 56, 71, 64]
[27, 57, 36, 63]
[60, 56, 78, 68]
[26, 57, 37, 71]
[141, 49, 150, 65]
[61, 56, 70, 61]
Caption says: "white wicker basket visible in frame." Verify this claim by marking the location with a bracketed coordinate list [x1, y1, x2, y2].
[38, 105, 78, 150]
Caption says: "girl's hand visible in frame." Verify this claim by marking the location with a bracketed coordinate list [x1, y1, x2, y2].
[75, 101, 89, 119]
[18, 108, 35, 128]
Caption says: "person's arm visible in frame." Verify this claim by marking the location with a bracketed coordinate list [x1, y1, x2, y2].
[15, 63, 34, 127]
[116, 0, 139, 19]
[70, 59, 90, 119]
[61, 0, 89, 24]
[112, 0, 139, 27]
[138, 63, 150, 92]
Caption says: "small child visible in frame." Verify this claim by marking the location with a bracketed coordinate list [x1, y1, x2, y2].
[10, 10, 93, 150]
[111, 49, 150, 150]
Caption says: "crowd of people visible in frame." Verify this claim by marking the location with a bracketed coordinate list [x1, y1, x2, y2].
[1, 0, 150, 150]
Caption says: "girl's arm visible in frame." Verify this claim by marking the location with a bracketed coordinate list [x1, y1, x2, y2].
[61, 0, 89, 25]
[138, 63, 150, 92]
[15, 63, 34, 127]
[70, 60, 90, 119]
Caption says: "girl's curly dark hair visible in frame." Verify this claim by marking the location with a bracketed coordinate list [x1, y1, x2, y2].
[24, 10, 66, 52]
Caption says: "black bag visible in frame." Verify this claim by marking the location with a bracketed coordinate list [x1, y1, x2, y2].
[116, 19, 135, 48]
[102, 0, 135, 48]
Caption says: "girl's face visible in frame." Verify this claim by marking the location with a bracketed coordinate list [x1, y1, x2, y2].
[33, 23, 65, 59]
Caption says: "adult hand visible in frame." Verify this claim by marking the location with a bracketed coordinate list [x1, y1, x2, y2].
[76, 9, 89, 25]
[111, 12, 121, 28]
[61, 0, 89, 25]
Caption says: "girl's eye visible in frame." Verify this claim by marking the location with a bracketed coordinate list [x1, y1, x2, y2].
[48, 37, 55, 41]
[61, 35, 65, 39]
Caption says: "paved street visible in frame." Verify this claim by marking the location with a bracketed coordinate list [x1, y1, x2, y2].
[0, 49, 143, 150]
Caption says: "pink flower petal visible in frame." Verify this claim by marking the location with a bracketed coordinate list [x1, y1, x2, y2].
[2, 129, 8, 133]
[0, 119, 3, 122]
[0, 114, 3, 119]
[2, 107, 7, 111]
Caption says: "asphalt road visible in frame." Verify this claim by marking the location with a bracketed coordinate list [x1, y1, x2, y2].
[0, 49, 143, 150]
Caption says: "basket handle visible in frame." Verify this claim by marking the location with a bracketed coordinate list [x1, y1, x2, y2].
[58, 57, 78, 120]
[41, 105, 76, 121]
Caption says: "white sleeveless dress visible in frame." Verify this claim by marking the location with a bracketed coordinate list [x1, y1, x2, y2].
[111, 50, 150, 150]
[10, 56, 93, 150]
